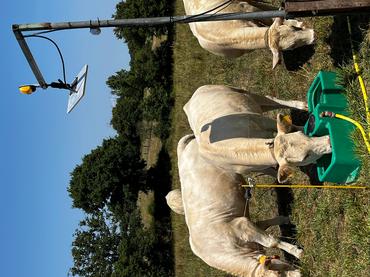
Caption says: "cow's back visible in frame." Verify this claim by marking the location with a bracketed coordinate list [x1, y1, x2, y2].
[178, 137, 246, 223]
[182, 1, 263, 57]
[184, 85, 265, 135]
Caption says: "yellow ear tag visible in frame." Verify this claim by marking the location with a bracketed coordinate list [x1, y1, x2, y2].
[282, 115, 292, 125]
[259, 255, 267, 265]
[283, 167, 294, 178]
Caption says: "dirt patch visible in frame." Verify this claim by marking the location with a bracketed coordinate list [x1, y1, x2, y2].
[139, 120, 163, 168]
[151, 34, 168, 51]
[137, 191, 155, 228]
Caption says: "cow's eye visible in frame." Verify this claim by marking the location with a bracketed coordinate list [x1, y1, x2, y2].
[303, 153, 310, 160]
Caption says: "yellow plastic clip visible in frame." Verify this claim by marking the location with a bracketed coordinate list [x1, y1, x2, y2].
[282, 115, 292, 125]
[258, 255, 267, 265]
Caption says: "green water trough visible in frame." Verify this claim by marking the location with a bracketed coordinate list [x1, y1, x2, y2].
[304, 71, 361, 183]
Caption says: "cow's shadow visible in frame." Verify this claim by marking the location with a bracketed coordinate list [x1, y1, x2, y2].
[282, 14, 369, 71]
[282, 44, 315, 71]
[327, 15, 369, 67]
[275, 186, 300, 263]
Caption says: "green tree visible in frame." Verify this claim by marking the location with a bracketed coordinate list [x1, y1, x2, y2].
[70, 209, 120, 277]
[68, 137, 146, 213]
[113, 0, 170, 50]
[112, 209, 172, 277]
[111, 96, 142, 139]
[106, 69, 144, 97]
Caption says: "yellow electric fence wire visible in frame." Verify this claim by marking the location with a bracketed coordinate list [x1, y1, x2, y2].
[242, 184, 367, 189]
[335, 113, 370, 154]
[347, 17, 370, 126]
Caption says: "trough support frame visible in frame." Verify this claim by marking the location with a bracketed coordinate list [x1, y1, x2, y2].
[12, 1, 370, 88]
[284, 0, 370, 17]
[12, 10, 286, 89]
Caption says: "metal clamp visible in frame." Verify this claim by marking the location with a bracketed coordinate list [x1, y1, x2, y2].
[247, 177, 256, 188]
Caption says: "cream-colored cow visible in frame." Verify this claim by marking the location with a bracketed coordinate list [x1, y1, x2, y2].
[166, 134, 302, 277]
[183, 0, 315, 68]
[184, 85, 331, 182]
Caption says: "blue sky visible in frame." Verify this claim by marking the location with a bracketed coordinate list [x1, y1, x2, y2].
[1, 1, 130, 276]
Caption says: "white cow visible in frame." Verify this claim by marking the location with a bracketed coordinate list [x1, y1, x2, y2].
[184, 85, 331, 182]
[183, 0, 315, 68]
[167, 134, 302, 277]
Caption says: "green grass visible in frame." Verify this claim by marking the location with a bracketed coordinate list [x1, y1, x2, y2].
[169, 1, 369, 276]
[294, 30, 370, 277]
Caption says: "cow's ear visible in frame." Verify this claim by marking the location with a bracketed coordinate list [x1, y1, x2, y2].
[277, 164, 294, 183]
[272, 17, 283, 27]
[272, 49, 282, 69]
[270, 17, 283, 69]
[276, 113, 293, 134]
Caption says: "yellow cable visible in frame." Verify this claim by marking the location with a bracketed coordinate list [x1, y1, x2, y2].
[353, 54, 370, 124]
[347, 18, 370, 126]
[242, 184, 367, 189]
[335, 113, 370, 154]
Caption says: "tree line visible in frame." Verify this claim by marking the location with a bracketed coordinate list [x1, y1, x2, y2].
[68, 0, 175, 276]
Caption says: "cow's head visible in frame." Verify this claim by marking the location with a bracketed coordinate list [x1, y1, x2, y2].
[273, 114, 331, 183]
[259, 256, 302, 277]
[165, 189, 184, 215]
[263, 269, 301, 277]
[268, 18, 315, 68]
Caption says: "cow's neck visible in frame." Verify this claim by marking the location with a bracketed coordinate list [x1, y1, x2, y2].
[242, 27, 269, 50]
[231, 138, 277, 167]
[200, 137, 278, 169]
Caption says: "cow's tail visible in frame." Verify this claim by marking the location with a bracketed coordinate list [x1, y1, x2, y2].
[177, 134, 195, 158]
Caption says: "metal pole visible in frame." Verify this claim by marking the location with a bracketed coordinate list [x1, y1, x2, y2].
[285, 0, 370, 17]
[13, 27, 48, 88]
[12, 10, 285, 88]
[13, 10, 286, 32]
[241, 184, 368, 189]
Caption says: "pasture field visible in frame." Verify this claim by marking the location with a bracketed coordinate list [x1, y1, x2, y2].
[169, 1, 370, 276]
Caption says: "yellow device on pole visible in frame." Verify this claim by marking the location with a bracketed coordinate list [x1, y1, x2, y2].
[19, 85, 37, 94]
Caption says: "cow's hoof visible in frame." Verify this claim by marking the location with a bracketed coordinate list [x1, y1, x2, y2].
[281, 216, 290, 225]
[298, 101, 308, 111]
[295, 248, 303, 259]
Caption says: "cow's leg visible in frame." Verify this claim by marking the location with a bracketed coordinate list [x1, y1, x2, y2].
[238, 1, 274, 25]
[255, 234, 303, 259]
[232, 217, 303, 259]
[256, 216, 290, 230]
[274, 241, 303, 259]
[258, 167, 278, 178]
[269, 259, 300, 273]
[264, 96, 308, 111]
[228, 86, 307, 112]
[247, 93, 308, 112]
